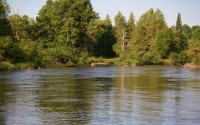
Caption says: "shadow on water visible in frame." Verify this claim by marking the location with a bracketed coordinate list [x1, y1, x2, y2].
[0, 66, 200, 124]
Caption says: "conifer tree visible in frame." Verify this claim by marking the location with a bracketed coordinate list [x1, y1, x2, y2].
[176, 13, 182, 33]
[113, 11, 127, 56]
[127, 12, 135, 47]
[126, 9, 167, 65]
[174, 13, 187, 53]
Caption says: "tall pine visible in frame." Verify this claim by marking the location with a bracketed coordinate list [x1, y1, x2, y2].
[176, 13, 182, 33]
[174, 13, 187, 53]
[127, 12, 135, 47]
[113, 11, 127, 56]
[126, 9, 167, 65]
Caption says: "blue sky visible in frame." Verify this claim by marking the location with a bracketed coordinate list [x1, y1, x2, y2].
[7, 0, 200, 26]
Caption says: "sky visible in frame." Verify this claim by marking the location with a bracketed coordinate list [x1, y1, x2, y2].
[7, 0, 200, 26]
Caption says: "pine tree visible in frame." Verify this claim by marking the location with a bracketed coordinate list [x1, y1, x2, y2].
[156, 28, 175, 58]
[87, 15, 115, 57]
[174, 13, 187, 53]
[176, 13, 182, 33]
[126, 8, 167, 65]
[113, 11, 127, 56]
[127, 12, 135, 46]
[105, 14, 112, 24]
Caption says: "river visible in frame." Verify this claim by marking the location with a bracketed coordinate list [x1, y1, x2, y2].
[0, 66, 200, 125]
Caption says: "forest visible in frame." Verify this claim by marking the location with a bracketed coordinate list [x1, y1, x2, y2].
[0, 0, 200, 70]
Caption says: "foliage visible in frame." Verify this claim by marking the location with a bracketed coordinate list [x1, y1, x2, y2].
[169, 52, 190, 65]
[138, 51, 162, 65]
[87, 16, 116, 57]
[0, 36, 16, 62]
[192, 26, 200, 41]
[126, 8, 167, 64]
[182, 24, 192, 39]
[37, 0, 97, 51]
[8, 14, 36, 41]
[126, 12, 135, 46]
[156, 28, 174, 58]
[187, 40, 200, 64]
[173, 13, 188, 53]
[35, 0, 99, 66]
[0, 0, 12, 36]
[0, 1, 200, 69]
[113, 11, 127, 56]
[176, 13, 182, 33]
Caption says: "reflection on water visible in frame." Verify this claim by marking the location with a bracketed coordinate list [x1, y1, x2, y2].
[0, 66, 200, 125]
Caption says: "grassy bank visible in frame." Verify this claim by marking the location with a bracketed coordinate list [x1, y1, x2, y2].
[1, 57, 198, 71]
[14, 63, 37, 69]
[0, 61, 40, 71]
[0, 61, 14, 70]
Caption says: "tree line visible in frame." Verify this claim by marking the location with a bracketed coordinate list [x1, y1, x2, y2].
[0, 0, 200, 69]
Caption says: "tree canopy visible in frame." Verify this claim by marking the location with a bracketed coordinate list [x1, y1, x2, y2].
[0, 0, 200, 69]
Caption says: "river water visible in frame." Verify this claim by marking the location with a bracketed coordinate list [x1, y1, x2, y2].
[0, 66, 200, 125]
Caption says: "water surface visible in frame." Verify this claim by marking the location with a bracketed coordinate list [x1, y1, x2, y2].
[0, 66, 200, 125]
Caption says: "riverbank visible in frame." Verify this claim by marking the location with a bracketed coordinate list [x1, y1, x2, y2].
[1, 58, 200, 71]
[0, 62, 40, 70]
[0, 62, 14, 70]
[183, 63, 200, 68]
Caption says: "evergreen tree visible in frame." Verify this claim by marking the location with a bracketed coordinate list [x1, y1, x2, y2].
[127, 8, 167, 64]
[113, 11, 127, 56]
[174, 13, 187, 53]
[127, 12, 135, 46]
[105, 14, 112, 24]
[87, 16, 116, 57]
[101, 15, 116, 57]
[156, 28, 175, 58]
[176, 13, 182, 33]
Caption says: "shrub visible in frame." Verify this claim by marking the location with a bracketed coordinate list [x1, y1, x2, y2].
[187, 40, 200, 64]
[169, 52, 191, 65]
[137, 51, 162, 65]
[0, 61, 14, 70]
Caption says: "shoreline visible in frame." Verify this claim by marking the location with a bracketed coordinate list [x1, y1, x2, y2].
[183, 63, 200, 68]
[1, 61, 200, 71]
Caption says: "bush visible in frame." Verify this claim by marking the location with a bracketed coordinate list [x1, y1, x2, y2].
[0, 36, 14, 61]
[187, 40, 200, 64]
[169, 52, 191, 65]
[0, 61, 14, 70]
[137, 51, 162, 65]
[66, 60, 76, 67]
